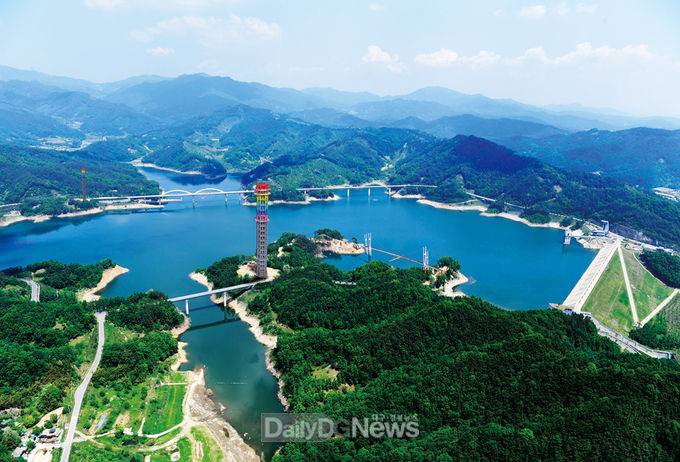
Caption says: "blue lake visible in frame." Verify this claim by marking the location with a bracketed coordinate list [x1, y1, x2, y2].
[0, 169, 595, 458]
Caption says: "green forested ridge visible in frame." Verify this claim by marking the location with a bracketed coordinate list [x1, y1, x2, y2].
[641, 250, 680, 288]
[21, 259, 114, 290]
[216, 234, 680, 461]
[0, 275, 94, 413]
[0, 262, 180, 460]
[93, 290, 183, 333]
[0, 144, 159, 213]
[390, 135, 680, 248]
[502, 127, 680, 188]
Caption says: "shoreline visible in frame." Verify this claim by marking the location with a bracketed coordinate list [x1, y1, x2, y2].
[77, 265, 129, 302]
[417, 199, 566, 231]
[189, 270, 290, 410]
[0, 203, 163, 230]
[132, 160, 203, 176]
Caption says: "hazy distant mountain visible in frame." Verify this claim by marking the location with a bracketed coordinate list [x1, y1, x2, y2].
[300, 87, 381, 108]
[0, 80, 158, 137]
[502, 127, 680, 188]
[290, 108, 375, 128]
[387, 114, 567, 140]
[0, 64, 164, 96]
[0, 102, 83, 146]
[106, 74, 326, 121]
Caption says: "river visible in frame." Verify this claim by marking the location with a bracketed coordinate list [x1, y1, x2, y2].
[0, 169, 595, 459]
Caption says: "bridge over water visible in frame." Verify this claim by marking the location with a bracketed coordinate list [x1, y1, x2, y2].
[87, 183, 437, 202]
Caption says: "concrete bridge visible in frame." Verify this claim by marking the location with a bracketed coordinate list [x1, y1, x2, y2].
[168, 281, 260, 315]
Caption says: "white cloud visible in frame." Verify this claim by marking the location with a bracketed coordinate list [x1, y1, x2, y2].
[130, 14, 281, 45]
[146, 46, 174, 56]
[575, 2, 597, 14]
[415, 48, 499, 68]
[84, 0, 126, 9]
[507, 42, 654, 65]
[556, 3, 570, 15]
[362, 45, 404, 73]
[368, 3, 385, 11]
[85, 0, 238, 10]
[415, 48, 458, 67]
[520, 4, 547, 18]
[493, 8, 504, 16]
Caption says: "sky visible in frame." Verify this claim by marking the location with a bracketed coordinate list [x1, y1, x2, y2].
[1, 0, 679, 117]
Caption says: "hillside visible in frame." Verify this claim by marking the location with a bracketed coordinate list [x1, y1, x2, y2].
[242, 127, 432, 199]
[390, 136, 680, 248]
[0, 144, 159, 209]
[217, 234, 680, 461]
[502, 127, 680, 188]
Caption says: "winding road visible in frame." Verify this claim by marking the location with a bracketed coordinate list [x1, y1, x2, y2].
[60, 312, 106, 462]
[21, 278, 40, 302]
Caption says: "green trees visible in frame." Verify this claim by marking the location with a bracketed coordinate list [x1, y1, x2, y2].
[95, 291, 183, 332]
[209, 232, 680, 461]
[641, 250, 680, 288]
[202, 255, 254, 288]
[94, 332, 177, 385]
[314, 228, 344, 240]
[25, 259, 114, 290]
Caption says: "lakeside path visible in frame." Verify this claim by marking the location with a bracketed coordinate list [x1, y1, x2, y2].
[61, 312, 106, 462]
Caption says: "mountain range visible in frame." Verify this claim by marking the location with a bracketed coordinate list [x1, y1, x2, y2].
[2, 65, 680, 247]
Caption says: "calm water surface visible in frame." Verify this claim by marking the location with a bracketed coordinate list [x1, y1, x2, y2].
[0, 169, 595, 458]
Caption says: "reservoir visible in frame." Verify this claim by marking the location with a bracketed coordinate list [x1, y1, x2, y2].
[0, 169, 595, 458]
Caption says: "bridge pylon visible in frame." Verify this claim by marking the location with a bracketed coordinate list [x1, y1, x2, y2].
[364, 233, 372, 259]
[422, 246, 429, 272]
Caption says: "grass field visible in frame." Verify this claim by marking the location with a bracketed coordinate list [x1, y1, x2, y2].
[71, 441, 139, 461]
[583, 254, 633, 333]
[622, 249, 674, 321]
[142, 383, 186, 434]
[191, 427, 224, 462]
[660, 293, 680, 336]
[78, 322, 148, 434]
[149, 436, 192, 462]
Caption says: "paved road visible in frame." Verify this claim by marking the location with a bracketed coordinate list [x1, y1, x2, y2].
[618, 246, 639, 325]
[21, 278, 40, 302]
[61, 312, 106, 462]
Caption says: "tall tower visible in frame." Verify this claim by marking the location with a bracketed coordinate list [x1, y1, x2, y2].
[255, 183, 270, 279]
[81, 162, 87, 201]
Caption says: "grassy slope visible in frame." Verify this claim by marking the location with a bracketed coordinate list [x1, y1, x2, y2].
[661, 294, 680, 336]
[142, 383, 186, 434]
[583, 254, 633, 333]
[622, 249, 674, 321]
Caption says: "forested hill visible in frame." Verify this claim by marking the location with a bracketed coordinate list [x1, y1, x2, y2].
[501, 127, 680, 188]
[390, 135, 680, 248]
[227, 234, 680, 461]
[0, 144, 159, 205]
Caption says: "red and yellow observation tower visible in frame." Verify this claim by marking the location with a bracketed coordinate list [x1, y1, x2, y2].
[255, 183, 270, 279]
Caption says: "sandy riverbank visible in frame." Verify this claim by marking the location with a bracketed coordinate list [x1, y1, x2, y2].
[77, 265, 129, 302]
[183, 369, 260, 462]
[1, 203, 163, 229]
[417, 199, 566, 230]
[0, 213, 50, 228]
[132, 160, 203, 176]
